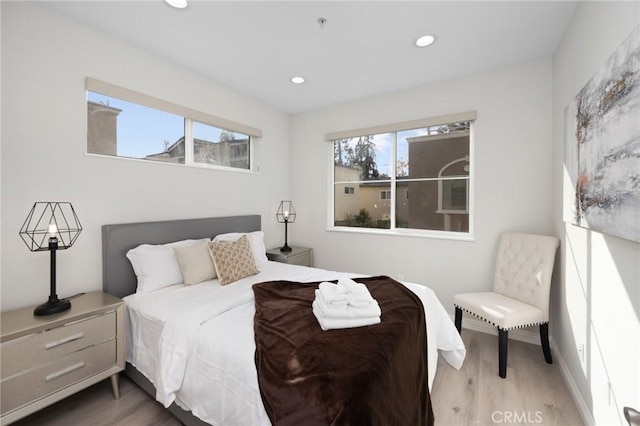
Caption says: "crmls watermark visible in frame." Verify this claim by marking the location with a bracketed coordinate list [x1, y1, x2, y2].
[491, 410, 543, 424]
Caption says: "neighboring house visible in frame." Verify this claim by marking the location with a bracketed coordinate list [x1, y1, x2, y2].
[145, 136, 249, 169]
[334, 131, 469, 231]
[334, 164, 361, 224]
[406, 132, 470, 232]
[87, 101, 121, 156]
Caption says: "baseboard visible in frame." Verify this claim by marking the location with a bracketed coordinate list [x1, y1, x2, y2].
[453, 315, 595, 425]
[549, 337, 595, 426]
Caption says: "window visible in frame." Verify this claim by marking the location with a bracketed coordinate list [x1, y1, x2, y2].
[333, 133, 392, 229]
[85, 78, 261, 172]
[88, 94, 186, 164]
[344, 187, 355, 195]
[192, 121, 250, 169]
[329, 112, 474, 237]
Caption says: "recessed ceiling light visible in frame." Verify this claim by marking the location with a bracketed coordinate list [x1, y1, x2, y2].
[415, 34, 436, 47]
[291, 76, 305, 84]
[165, 0, 188, 9]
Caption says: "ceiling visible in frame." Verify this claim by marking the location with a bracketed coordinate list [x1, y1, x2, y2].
[34, 1, 578, 114]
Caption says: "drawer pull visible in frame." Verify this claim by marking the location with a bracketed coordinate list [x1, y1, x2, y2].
[45, 362, 85, 381]
[45, 332, 85, 349]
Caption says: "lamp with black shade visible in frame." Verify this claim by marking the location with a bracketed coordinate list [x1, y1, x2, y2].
[19, 202, 82, 316]
[276, 201, 296, 253]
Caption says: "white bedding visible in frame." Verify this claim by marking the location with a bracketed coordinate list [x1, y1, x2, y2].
[124, 261, 465, 426]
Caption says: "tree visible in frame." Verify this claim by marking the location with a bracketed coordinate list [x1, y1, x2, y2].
[434, 121, 470, 134]
[351, 136, 379, 180]
[334, 139, 353, 166]
[354, 208, 373, 227]
[333, 136, 380, 180]
[396, 157, 409, 177]
[219, 131, 236, 142]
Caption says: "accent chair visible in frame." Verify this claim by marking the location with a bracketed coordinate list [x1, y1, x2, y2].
[453, 232, 560, 378]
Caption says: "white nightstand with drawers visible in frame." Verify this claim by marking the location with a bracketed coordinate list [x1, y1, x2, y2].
[266, 246, 313, 267]
[0, 291, 124, 425]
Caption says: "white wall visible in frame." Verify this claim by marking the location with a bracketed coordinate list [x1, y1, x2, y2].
[6, 4, 636, 422]
[0, 2, 292, 311]
[552, 2, 640, 424]
[290, 58, 555, 315]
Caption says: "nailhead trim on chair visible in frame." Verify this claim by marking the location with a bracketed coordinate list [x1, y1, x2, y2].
[454, 304, 548, 331]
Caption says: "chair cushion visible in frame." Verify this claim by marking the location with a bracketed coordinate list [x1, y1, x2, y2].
[453, 291, 545, 330]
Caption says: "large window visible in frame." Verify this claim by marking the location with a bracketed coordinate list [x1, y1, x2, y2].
[330, 112, 474, 237]
[86, 78, 261, 172]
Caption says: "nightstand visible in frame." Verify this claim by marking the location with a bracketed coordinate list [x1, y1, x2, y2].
[266, 246, 313, 267]
[0, 291, 125, 425]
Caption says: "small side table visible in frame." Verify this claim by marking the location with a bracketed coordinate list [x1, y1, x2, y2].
[0, 291, 125, 424]
[266, 246, 313, 267]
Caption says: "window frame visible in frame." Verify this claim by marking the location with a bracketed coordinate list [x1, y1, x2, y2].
[327, 113, 475, 241]
[85, 78, 261, 174]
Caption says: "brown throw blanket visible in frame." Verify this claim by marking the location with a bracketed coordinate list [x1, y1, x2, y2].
[253, 276, 433, 426]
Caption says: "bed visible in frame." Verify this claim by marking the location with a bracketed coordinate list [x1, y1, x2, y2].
[102, 215, 465, 426]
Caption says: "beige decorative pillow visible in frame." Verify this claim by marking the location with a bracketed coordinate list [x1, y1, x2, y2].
[126, 238, 209, 293]
[173, 242, 217, 285]
[208, 234, 259, 285]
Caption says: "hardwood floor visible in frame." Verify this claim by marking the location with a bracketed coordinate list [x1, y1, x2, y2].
[431, 329, 584, 426]
[11, 330, 583, 425]
[12, 375, 179, 426]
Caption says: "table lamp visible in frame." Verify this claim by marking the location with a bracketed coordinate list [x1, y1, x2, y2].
[19, 202, 82, 316]
[276, 201, 296, 253]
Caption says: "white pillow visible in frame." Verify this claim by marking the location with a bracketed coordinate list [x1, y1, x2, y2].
[126, 239, 209, 293]
[173, 242, 217, 285]
[213, 231, 268, 266]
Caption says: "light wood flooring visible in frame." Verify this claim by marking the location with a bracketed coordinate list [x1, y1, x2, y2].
[431, 329, 584, 425]
[12, 329, 584, 426]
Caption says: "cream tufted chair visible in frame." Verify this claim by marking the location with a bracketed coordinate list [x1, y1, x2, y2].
[454, 232, 560, 378]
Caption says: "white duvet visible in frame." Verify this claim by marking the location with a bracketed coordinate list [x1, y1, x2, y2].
[124, 261, 465, 426]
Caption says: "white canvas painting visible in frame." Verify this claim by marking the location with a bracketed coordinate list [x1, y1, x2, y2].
[565, 25, 640, 243]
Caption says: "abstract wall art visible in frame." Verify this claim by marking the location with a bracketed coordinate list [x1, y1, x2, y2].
[564, 25, 640, 243]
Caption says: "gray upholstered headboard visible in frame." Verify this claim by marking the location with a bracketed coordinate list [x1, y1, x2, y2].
[102, 215, 261, 299]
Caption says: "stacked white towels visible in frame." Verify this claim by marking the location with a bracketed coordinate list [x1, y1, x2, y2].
[312, 278, 381, 331]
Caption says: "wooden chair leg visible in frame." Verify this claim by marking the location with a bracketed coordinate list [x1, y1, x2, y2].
[498, 329, 508, 378]
[540, 323, 553, 364]
[454, 307, 462, 334]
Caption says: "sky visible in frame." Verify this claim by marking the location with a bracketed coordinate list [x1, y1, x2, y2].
[88, 91, 234, 159]
[340, 128, 427, 178]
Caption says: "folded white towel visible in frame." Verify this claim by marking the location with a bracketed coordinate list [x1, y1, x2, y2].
[338, 278, 376, 307]
[338, 277, 367, 294]
[314, 290, 381, 319]
[312, 302, 380, 331]
[318, 281, 349, 307]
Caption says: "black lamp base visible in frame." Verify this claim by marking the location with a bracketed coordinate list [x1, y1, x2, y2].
[34, 297, 71, 316]
[280, 245, 292, 253]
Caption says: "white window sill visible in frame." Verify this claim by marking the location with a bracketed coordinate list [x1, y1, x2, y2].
[326, 226, 475, 241]
[85, 152, 261, 175]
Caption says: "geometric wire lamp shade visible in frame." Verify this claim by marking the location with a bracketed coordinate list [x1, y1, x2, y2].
[276, 201, 296, 253]
[19, 202, 82, 251]
[19, 202, 82, 316]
